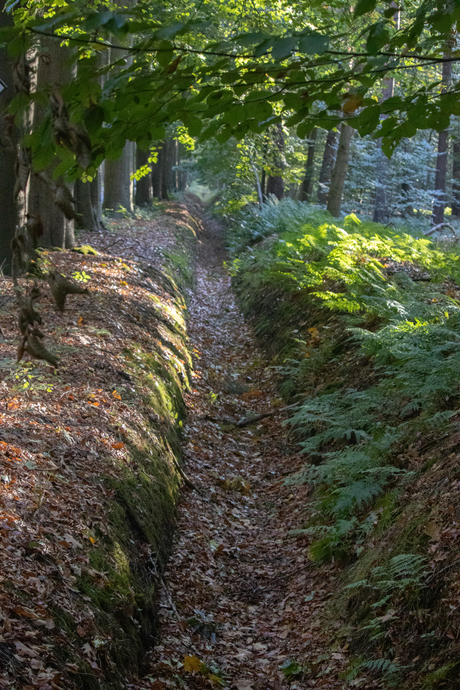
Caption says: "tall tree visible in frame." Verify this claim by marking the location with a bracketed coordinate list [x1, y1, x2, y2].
[135, 147, 152, 205]
[266, 123, 285, 200]
[317, 129, 338, 206]
[452, 136, 460, 218]
[327, 121, 353, 217]
[0, 3, 19, 273]
[299, 128, 318, 202]
[27, 37, 75, 249]
[432, 54, 453, 226]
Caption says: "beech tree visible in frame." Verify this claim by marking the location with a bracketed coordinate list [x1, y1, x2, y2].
[0, 2, 18, 273]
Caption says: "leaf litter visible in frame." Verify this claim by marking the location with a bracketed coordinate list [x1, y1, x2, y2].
[133, 213, 348, 690]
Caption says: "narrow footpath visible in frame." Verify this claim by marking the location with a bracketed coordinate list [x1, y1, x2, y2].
[136, 211, 347, 689]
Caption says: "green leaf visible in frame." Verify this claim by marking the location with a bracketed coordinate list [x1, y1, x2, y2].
[156, 23, 185, 39]
[366, 22, 390, 54]
[216, 126, 233, 144]
[184, 116, 202, 137]
[271, 37, 298, 61]
[234, 31, 269, 47]
[222, 104, 247, 126]
[297, 121, 314, 139]
[156, 40, 174, 67]
[298, 32, 329, 55]
[84, 105, 105, 135]
[354, 0, 378, 18]
[244, 99, 272, 122]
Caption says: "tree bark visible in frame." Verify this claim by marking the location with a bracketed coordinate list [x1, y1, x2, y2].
[135, 147, 152, 205]
[104, 142, 134, 214]
[452, 138, 460, 217]
[373, 75, 396, 224]
[151, 143, 163, 199]
[266, 123, 285, 200]
[0, 4, 19, 273]
[299, 128, 318, 202]
[327, 122, 353, 217]
[432, 55, 453, 225]
[103, 0, 135, 215]
[27, 37, 75, 249]
[317, 129, 338, 205]
[90, 171, 104, 230]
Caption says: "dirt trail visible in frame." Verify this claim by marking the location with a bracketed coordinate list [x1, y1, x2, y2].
[139, 213, 347, 689]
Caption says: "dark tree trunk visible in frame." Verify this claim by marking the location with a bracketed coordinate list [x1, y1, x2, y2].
[90, 171, 104, 230]
[373, 77, 395, 224]
[104, 142, 134, 214]
[161, 139, 171, 199]
[327, 122, 353, 217]
[373, 146, 391, 223]
[266, 123, 285, 200]
[135, 147, 152, 205]
[401, 182, 414, 217]
[0, 4, 19, 273]
[452, 138, 460, 217]
[28, 37, 75, 248]
[432, 56, 453, 226]
[373, 5, 400, 224]
[178, 143, 187, 191]
[299, 128, 318, 202]
[317, 129, 338, 205]
[74, 178, 105, 231]
[151, 143, 163, 199]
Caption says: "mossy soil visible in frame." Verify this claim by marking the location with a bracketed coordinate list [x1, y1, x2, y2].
[0, 199, 201, 689]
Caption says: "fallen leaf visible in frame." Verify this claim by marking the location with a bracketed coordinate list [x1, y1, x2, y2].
[183, 655, 204, 672]
[425, 521, 441, 542]
[13, 641, 39, 657]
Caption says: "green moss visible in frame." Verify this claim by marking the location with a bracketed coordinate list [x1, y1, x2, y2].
[72, 245, 98, 256]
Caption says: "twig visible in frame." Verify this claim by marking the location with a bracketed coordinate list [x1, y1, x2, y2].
[160, 574, 182, 623]
[205, 401, 302, 429]
[172, 456, 206, 496]
[424, 222, 455, 236]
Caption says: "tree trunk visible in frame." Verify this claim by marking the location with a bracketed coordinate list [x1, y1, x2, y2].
[74, 178, 101, 230]
[299, 128, 318, 202]
[90, 171, 104, 230]
[327, 122, 353, 217]
[161, 139, 171, 199]
[317, 129, 338, 205]
[432, 55, 453, 225]
[373, 77, 396, 224]
[103, 0, 135, 215]
[104, 142, 134, 214]
[0, 4, 19, 273]
[266, 123, 285, 200]
[178, 143, 187, 191]
[135, 147, 152, 205]
[27, 37, 75, 249]
[373, 146, 391, 223]
[452, 138, 460, 217]
[401, 182, 414, 217]
[151, 143, 163, 199]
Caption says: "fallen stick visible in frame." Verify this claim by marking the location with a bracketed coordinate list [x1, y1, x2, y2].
[172, 457, 206, 496]
[205, 401, 303, 429]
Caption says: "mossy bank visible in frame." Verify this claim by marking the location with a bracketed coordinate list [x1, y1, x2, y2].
[0, 199, 202, 689]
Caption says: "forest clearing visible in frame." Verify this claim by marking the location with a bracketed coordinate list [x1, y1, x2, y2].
[3, 0, 460, 688]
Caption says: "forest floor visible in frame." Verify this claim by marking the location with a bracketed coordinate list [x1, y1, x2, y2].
[133, 208, 349, 690]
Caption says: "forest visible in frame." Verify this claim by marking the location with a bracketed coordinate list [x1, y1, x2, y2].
[2, 0, 460, 688]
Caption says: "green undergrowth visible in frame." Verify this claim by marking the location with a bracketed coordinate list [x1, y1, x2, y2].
[229, 198, 460, 688]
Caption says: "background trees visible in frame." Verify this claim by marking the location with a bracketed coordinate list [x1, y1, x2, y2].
[3, 0, 460, 273]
